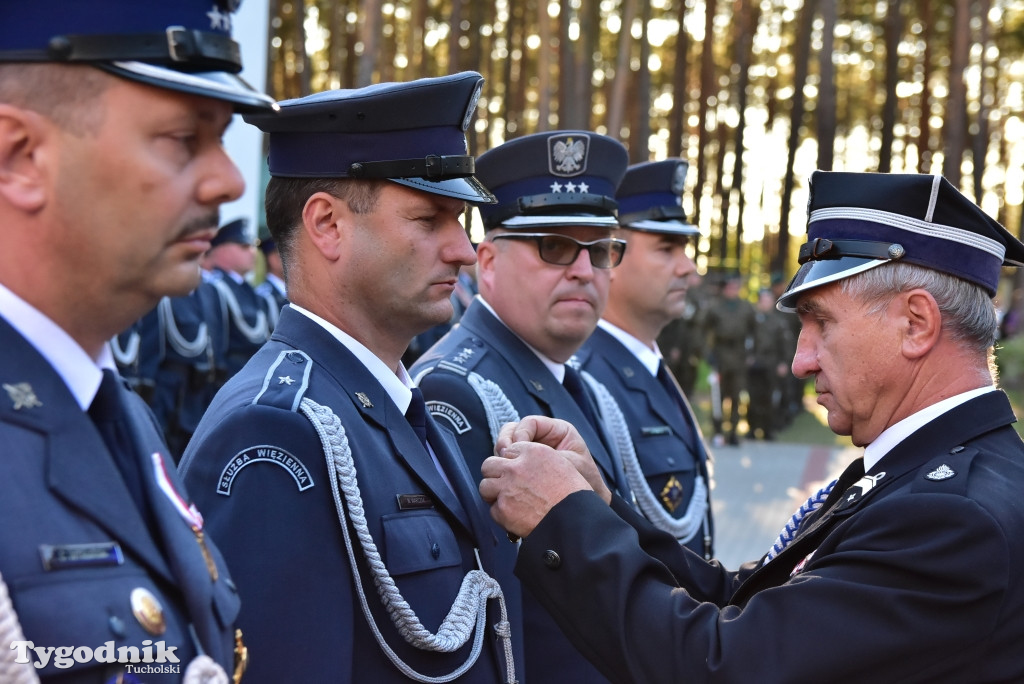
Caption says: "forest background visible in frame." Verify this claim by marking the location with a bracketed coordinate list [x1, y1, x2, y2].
[259, 0, 1024, 334]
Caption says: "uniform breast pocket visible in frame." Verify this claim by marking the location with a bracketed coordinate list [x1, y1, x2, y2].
[381, 510, 462, 577]
[379, 511, 466, 631]
[9, 567, 193, 674]
[635, 428, 698, 478]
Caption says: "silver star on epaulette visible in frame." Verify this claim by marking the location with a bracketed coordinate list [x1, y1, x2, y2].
[3, 382, 42, 410]
[278, 376, 295, 385]
[925, 464, 956, 481]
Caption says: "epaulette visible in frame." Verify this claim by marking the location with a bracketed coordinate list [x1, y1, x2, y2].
[253, 350, 312, 412]
[431, 339, 488, 377]
[910, 445, 977, 496]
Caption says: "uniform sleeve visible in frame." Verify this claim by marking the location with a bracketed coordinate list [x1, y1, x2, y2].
[515, 490, 1009, 683]
[182, 403, 355, 683]
[418, 369, 499, 485]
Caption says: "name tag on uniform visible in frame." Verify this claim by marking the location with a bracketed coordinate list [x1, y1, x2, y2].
[396, 494, 435, 511]
[641, 425, 672, 437]
[40, 542, 124, 571]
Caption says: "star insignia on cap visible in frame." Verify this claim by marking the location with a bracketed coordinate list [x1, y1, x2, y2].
[278, 376, 295, 385]
[925, 464, 956, 481]
[207, 5, 232, 30]
[550, 181, 563, 193]
[578, 182, 589, 193]
[3, 382, 42, 410]
[565, 181, 578, 192]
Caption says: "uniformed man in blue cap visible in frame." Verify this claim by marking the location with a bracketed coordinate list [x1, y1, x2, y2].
[411, 130, 632, 684]
[179, 73, 521, 684]
[574, 159, 715, 558]
[0, 1, 273, 681]
[203, 217, 271, 382]
[478, 171, 1024, 682]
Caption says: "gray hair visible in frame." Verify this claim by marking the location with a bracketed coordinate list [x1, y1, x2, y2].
[840, 261, 999, 352]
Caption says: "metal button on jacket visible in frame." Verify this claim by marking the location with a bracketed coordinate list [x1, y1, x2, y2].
[543, 549, 562, 569]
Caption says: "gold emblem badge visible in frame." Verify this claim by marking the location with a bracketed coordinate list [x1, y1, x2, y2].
[130, 587, 166, 635]
[659, 475, 684, 513]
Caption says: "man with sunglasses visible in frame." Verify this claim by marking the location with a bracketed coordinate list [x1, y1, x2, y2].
[573, 160, 715, 559]
[412, 130, 631, 684]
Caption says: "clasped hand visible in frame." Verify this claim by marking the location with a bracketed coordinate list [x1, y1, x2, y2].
[479, 416, 612, 539]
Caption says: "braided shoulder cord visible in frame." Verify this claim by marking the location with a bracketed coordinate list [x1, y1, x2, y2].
[299, 397, 516, 684]
[0, 572, 39, 684]
[257, 290, 281, 331]
[762, 479, 838, 565]
[109, 330, 140, 367]
[466, 372, 521, 444]
[159, 296, 211, 359]
[581, 371, 708, 543]
[210, 279, 269, 346]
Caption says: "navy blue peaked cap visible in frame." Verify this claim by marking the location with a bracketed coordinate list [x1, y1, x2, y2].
[475, 131, 628, 230]
[778, 171, 1024, 311]
[617, 159, 698, 235]
[0, 0, 274, 112]
[243, 72, 495, 204]
[211, 218, 255, 248]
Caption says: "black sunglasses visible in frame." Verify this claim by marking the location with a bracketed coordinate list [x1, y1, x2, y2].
[489, 232, 627, 269]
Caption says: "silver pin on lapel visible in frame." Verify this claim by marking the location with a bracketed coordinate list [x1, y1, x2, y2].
[4, 382, 42, 410]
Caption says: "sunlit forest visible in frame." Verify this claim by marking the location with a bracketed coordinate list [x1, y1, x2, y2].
[261, 0, 1024, 301]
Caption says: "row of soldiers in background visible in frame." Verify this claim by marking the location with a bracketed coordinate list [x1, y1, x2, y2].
[658, 271, 805, 445]
[111, 218, 289, 459]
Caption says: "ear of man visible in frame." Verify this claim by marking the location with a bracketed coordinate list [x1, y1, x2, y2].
[899, 288, 942, 360]
[301, 190, 351, 262]
[0, 105, 49, 213]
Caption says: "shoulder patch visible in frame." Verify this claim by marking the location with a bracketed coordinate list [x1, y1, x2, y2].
[217, 445, 315, 495]
[426, 400, 472, 434]
[254, 350, 312, 411]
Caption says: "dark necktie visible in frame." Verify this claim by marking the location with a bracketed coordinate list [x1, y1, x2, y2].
[406, 387, 430, 451]
[562, 366, 599, 427]
[88, 369, 153, 530]
[656, 361, 696, 449]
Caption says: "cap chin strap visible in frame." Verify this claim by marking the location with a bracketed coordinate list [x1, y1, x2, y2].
[1, 28, 242, 73]
[618, 204, 688, 226]
[798, 238, 906, 264]
[348, 155, 475, 180]
[484, 192, 618, 230]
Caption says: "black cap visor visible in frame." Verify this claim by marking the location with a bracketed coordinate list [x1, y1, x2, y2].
[390, 175, 497, 204]
[102, 61, 276, 112]
[776, 256, 887, 312]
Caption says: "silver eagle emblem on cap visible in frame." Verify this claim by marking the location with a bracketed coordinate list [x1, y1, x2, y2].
[549, 133, 590, 177]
